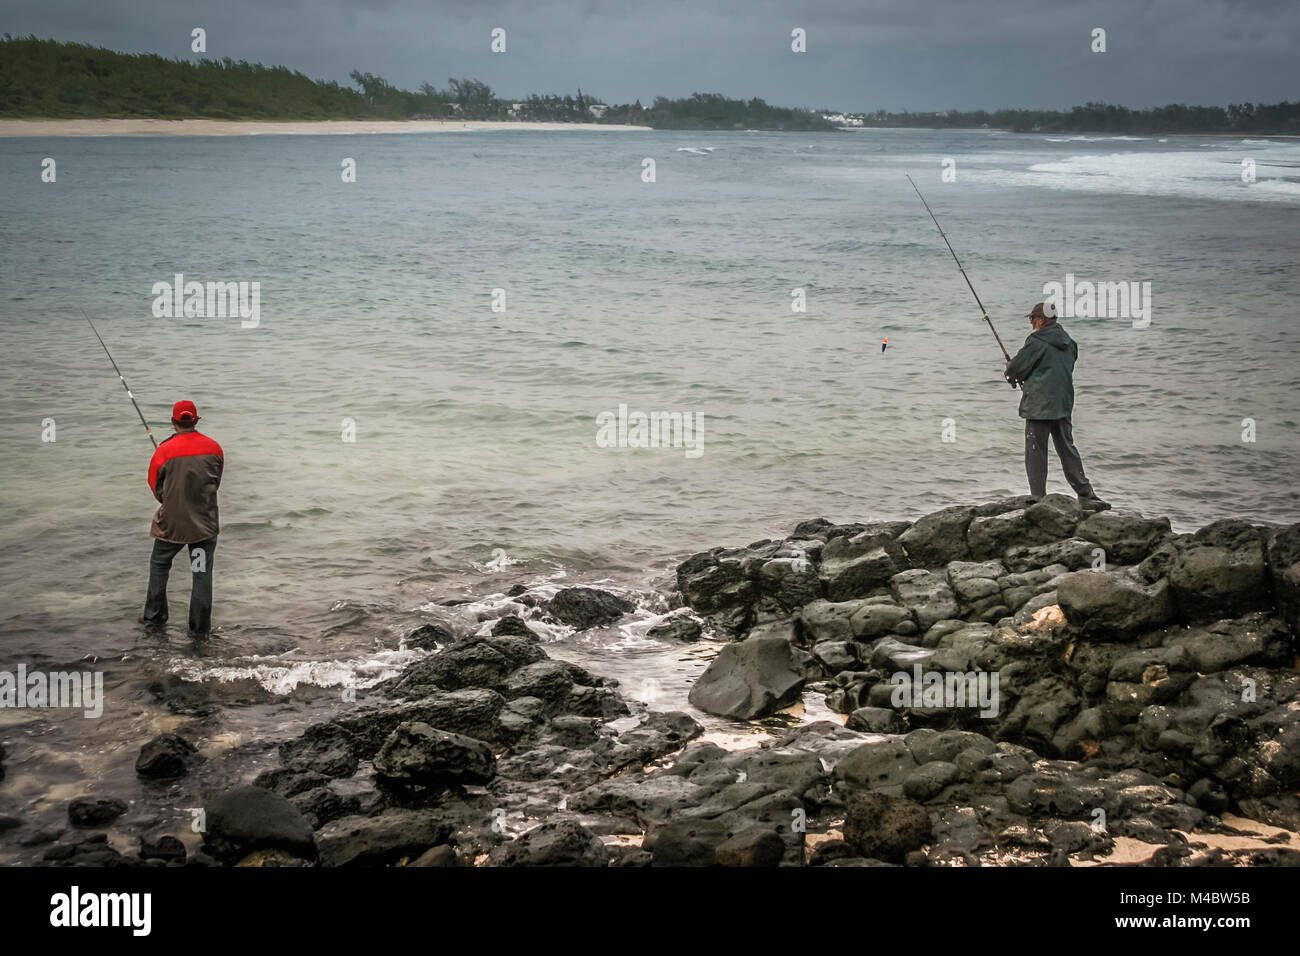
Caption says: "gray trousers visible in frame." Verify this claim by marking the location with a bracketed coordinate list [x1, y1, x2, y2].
[1024, 419, 1094, 498]
[143, 537, 217, 634]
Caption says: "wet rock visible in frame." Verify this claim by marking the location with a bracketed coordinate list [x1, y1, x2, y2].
[687, 635, 810, 719]
[889, 569, 960, 630]
[715, 825, 786, 867]
[1025, 494, 1084, 540]
[203, 786, 316, 864]
[835, 738, 919, 795]
[744, 618, 800, 643]
[490, 819, 609, 867]
[1163, 616, 1292, 672]
[406, 622, 454, 650]
[298, 748, 358, 779]
[135, 733, 201, 779]
[1076, 511, 1171, 564]
[610, 847, 653, 867]
[647, 609, 703, 642]
[1046, 820, 1110, 855]
[1266, 524, 1300, 633]
[372, 721, 496, 788]
[812, 640, 859, 674]
[1168, 521, 1269, 622]
[545, 715, 601, 748]
[903, 761, 962, 802]
[842, 791, 932, 863]
[409, 844, 459, 867]
[289, 784, 366, 830]
[1001, 675, 1083, 749]
[676, 551, 757, 635]
[598, 711, 703, 770]
[564, 683, 629, 719]
[967, 509, 1056, 561]
[647, 818, 730, 866]
[254, 767, 332, 798]
[546, 587, 635, 630]
[1005, 765, 1104, 817]
[1004, 537, 1099, 574]
[800, 599, 862, 643]
[849, 601, 913, 639]
[316, 809, 451, 867]
[575, 770, 708, 827]
[792, 518, 836, 540]
[68, 797, 128, 827]
[44, 834, 130, 867]
[897, 506, 973, 567]
[929, 806, 989, 860]
[819, 529, 905, 601]
[905, 729, 997, 765]
[948, 560, 1007, 591]
[758, 556, 823, 610]
[387, 639, 516, 695]
[139, 835, 187, 862]
[869, 637, 934, 672]
[1052, 706, 1121, 759]
[491, 616, 537, 640]
[1056, 569, 1172, 638]
[845, 707, 905, 733]
[328, 687, 508, 756]
[504, 661, 575, 709]
[999, 566, 1065, 612]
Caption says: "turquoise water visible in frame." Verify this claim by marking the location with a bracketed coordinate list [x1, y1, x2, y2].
[0, 129, 1298, 850]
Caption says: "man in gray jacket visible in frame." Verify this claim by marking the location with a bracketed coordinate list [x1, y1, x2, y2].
[1004, 302, 1110, 511]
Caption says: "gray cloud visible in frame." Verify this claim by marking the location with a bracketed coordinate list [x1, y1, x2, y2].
[2, 0, 1296, 109]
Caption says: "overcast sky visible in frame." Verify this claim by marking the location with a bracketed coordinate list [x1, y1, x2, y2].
[3, 0, 1297, 111]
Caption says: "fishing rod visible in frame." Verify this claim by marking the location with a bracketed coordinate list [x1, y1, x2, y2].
[82, 308, 158, 448]
[906, 175, 1016, 386]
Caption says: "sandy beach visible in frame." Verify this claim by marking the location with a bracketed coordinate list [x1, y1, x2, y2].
[0, 118, 652, 137]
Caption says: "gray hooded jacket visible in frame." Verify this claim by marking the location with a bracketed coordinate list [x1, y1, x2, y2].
[1004, 322, 1078, 420]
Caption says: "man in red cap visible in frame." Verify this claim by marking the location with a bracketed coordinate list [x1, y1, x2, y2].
[141, 401, 224, 634]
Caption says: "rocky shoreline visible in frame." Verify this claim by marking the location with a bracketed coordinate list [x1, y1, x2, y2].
[26, 496, 1300, 866]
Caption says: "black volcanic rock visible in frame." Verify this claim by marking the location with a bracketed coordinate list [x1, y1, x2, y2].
[202, 786, 316, 864]
[68, 797, 128, 827]
[135, 733, 201, 779]
[545, 587, 635, 629]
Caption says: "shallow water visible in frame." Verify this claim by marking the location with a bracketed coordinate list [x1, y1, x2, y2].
[1, 128, 1299, 858]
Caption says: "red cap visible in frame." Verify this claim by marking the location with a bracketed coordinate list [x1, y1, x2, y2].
[172, 400, 200, 424]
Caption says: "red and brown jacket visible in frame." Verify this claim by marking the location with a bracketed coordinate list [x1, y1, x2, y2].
[146, 431, 224, 543]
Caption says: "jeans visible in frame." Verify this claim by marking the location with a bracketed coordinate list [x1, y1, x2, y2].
[1024, 419, 1095, 499]
[143, 537, 217, 634]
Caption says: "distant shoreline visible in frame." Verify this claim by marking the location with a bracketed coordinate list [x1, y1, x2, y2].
[838, 125, 1300, 139]
[3, 118, 1295, 140]
[0, 118, 653, 137]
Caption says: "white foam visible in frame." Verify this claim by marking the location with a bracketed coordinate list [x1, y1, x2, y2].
[1044, 135, 1148, 143]
[166, 647, 421, 695]
[975, 145, 1300, 204]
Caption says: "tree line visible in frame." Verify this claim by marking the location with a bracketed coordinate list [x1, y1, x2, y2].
[854, 101, 1300, 135]
[2, 37, 1296, 134]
